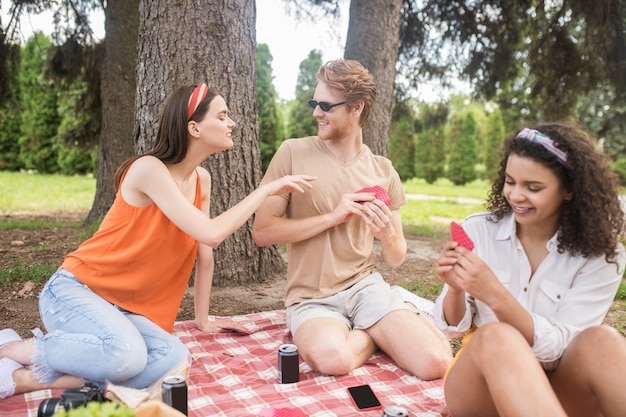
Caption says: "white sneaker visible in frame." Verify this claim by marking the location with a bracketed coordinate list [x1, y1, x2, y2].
[391, 285, 435, 320]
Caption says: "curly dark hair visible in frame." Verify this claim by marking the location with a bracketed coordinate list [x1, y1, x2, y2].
[485, 122, 624, 264]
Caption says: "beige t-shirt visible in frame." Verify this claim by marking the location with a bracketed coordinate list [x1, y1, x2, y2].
[261, 136, 407, 306]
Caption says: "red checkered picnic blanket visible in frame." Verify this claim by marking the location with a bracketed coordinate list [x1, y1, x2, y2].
[0, 310, 449, 416]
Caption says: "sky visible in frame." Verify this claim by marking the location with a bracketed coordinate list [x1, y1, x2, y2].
[2, 0, 350, 101]
[257, 0, 350, 100]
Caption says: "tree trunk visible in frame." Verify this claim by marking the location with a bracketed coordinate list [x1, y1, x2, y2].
[135, 0, 285, 287]
[344, 0, 402, 157]
[86, 0, 139, 223]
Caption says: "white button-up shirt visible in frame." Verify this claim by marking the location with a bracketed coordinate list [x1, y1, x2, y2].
[433, 212, 625, 370]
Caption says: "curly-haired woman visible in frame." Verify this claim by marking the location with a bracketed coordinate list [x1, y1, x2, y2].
[434, 122, 626, 417]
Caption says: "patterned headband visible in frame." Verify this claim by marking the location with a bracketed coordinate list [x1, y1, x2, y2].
[516, 128, 569, 168]
[187, 83, 209, 120]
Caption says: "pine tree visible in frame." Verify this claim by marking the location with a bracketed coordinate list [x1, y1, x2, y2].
[389, 100, 416, 180]
[256, 43, 284, 172]
[414, 128, 446, 184]
[287, 50, 322, 139]
[483, 108, 506, 181]
[414, 102, 448, 183]
[447, 112, 478, 185]
[0, 68, 22, 171]
[17, 33, 61, 173]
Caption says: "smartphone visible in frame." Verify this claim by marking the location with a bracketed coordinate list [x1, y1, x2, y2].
[347, 384, 382, 411]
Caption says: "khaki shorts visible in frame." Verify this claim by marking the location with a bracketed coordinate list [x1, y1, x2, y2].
[286, 272, 411, 336]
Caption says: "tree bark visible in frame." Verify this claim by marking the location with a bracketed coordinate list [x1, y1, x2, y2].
[135, 0, 285, 286]
[344, 0, 402, 157]
[86, 0, 139, 223]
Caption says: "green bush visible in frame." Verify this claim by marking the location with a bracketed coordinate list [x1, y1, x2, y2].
[57, 146, 97, 175]
[612, 158, 626, 186]
[447, 112, 478, 185]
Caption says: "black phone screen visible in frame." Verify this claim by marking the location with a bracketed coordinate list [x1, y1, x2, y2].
[347, 384, 382, 410]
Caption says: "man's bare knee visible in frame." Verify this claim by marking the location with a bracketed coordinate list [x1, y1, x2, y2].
[303, 345, 356, 376]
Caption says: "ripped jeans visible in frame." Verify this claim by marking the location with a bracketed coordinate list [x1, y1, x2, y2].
[34, 269, 189, 389]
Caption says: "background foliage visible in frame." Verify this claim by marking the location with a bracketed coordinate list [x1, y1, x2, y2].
[2, 1, 626, 186]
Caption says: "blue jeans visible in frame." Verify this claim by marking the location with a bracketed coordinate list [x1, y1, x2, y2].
[33, 269, 190, 389]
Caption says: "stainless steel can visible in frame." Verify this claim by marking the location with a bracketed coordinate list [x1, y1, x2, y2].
[382, 405, 409, 417]
[162, 375, 188, 416]
[277, 343, 299, 383]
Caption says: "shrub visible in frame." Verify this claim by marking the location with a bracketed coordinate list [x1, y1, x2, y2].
[612, 158, 626, 186]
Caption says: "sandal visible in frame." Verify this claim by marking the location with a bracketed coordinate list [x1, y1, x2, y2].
[0, 357, 23, 399]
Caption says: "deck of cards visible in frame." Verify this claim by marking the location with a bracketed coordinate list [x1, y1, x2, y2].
[450, 221, 474, 250]
[355, 185, 392, 206]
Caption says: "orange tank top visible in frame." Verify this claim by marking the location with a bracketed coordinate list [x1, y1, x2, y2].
[62, 169, 202, 332]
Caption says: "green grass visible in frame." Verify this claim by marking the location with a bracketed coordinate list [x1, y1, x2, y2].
[0, 171, 489, 230]
[396, 279, 444, 300]
[1, 171, 624, 302]
[400, 199, 485, 229]
[0, 263, 59, 286]
[403, 177, 490, 200]
[0, 171, 95, 213]
[0, 217, 82, 230]
[0, 172, 98, 287]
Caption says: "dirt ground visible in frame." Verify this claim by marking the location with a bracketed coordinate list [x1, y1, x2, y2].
[1, 210, 624, 340]
[0, 210, 445, 339]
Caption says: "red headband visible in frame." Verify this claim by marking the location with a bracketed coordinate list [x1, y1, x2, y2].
[187, 83, 209, 120]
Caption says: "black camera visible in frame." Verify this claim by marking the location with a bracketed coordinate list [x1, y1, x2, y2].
[37, 382, 106, 417]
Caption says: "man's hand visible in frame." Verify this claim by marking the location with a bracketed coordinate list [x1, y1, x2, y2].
[359, 199, 395, 240]
[355, 185, 392, 206]
[327, 193, 373, 226]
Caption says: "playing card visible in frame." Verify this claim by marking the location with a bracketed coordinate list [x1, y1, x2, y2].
[355, 185, 392, 206]
[450, 221, 474, 250]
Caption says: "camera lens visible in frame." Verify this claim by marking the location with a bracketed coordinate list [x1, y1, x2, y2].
[37, 398, 63, 417]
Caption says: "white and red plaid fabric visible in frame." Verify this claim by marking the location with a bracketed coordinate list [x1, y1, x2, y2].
[0, 310, 449, 417]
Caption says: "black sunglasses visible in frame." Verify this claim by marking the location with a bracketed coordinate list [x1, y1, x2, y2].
[308, 99, 347, 112]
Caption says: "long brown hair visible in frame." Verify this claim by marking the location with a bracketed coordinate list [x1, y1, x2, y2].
[113, 85, 218, 190]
